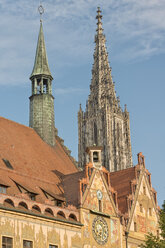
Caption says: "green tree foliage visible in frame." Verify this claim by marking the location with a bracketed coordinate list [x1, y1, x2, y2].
[141, 201, 165, 248]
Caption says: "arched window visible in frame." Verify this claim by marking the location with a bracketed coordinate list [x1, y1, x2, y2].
[94, 122, 98, 145]
[57, 211, 66, 219]
[69, 214, 77, 221]
[18, 201, 28, 210]
[4, 198, 14, 208]
[32, 205, 41, 213]
[45, 208, 54, 216]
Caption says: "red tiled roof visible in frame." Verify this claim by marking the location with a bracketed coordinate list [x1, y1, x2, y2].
[62, 171, 85, 206]
[0, 117, 78, 203]
[110, 166, 137, 214]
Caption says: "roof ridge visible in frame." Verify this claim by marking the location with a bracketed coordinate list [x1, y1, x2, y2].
[0, 116, 33, 131]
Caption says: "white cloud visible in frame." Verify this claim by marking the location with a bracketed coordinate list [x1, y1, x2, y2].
[0, 0, 165, 85]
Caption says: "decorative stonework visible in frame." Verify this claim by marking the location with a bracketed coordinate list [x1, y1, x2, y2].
[71, 233, 82, 248]
[78, 8, 132, 172]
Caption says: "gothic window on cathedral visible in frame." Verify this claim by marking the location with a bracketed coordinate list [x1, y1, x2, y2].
[140, 204, 143, 213]
[2, 236, 13, 248]
[149, 208, 152, 216]
[93, 122, 98, 145]
[23, 240, 33, 248]
[93, 152, 99, 162]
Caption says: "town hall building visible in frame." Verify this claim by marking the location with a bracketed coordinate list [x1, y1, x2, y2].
[0, 7, 159, 248]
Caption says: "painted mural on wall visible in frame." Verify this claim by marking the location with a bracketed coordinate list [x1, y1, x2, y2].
[0, 213, 82, 248]
[83, 171, 115, 215]
[110, 218, 119, 246]
[81, 169, 121, 247]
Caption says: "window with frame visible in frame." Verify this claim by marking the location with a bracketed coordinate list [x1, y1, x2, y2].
[28, 193, 36, 201]
[49, 245, 58, 248]
[149, 208, 152, 216]
[143, 186, 146, 195]
[2, 236, 13, 248]
[23, 240, 33, 248]
[98, 200, 102, 212]
[93, 152, 99, 162]
[134, 222, 137, 232]
[140, 204, 143, 213]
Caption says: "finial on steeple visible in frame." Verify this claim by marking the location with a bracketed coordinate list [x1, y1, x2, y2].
[117, 96, 120, 106]
[38, 4, 44, 23]
[96, 7, 103, 35]
[79, 103, 82, 111]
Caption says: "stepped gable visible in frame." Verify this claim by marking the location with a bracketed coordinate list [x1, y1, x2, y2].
[0, 117, 78, 202]
[110, 166, 136, 214]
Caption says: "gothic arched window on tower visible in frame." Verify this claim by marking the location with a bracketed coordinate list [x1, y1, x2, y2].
[94, 122, 98, 145]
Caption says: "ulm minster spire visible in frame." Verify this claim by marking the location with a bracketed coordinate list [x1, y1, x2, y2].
[78, 7, 133, 172]
[29, 14, 55, 147]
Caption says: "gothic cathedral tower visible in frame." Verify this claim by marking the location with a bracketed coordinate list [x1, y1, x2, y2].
[29, 20, 55, 146]
[78, 8, 132, 172]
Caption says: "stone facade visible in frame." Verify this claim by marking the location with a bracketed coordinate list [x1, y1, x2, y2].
[29, 21, 55, 146]
[78, 8, 132, 172]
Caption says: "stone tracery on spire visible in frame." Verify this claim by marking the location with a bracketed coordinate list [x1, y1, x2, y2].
[91, 7, 115, 106]
[96, 7, 103, 35]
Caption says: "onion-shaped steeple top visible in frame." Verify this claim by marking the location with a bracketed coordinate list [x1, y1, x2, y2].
[30, 21, 53, 80]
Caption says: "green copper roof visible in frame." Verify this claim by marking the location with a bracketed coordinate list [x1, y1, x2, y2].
[30, 22, 52, 79]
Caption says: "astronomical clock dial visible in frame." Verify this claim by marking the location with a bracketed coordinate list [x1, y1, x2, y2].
[97, 190, 103, 200]
[92, 216, 109, 245]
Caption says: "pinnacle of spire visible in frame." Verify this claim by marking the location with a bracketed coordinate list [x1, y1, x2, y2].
[30, 22, 52, 80]
[90, 7, 114, 105]
[96, 7, 103, 35]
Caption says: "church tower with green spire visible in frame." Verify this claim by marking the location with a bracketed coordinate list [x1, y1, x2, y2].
[78, 8, 132, 171]
[29, 19, 55, 146]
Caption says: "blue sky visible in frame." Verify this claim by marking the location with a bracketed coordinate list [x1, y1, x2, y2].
[0, 0, 164, 206]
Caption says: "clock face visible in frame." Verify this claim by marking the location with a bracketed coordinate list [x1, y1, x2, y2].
[92, 216, 109, 245]
[97, 190, 103, 200]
